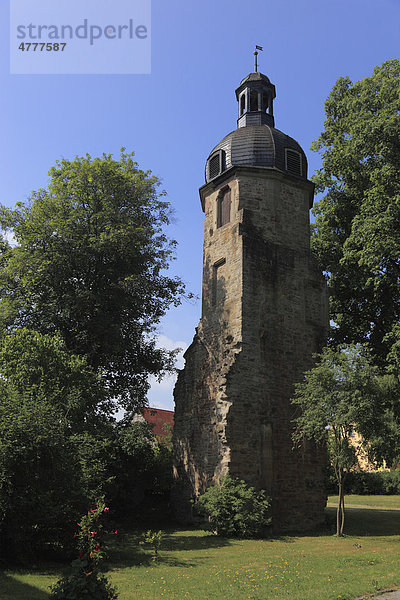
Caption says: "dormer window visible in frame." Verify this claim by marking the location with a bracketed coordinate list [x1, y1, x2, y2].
[207, 150, 225, 180]
[285, 149, 302, 176]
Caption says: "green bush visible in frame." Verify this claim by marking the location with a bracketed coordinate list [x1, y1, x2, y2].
[0, 390, 84, 563]
[110, 421, 174, 516]
[50, 502, 119, 600]
[196, 476, 271, 538]
[326, 468, 400, 495]
[50, 572, 118, 600]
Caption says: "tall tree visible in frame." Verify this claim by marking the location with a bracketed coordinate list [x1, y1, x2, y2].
[0, 150, 185, 414]
[0, 328, 109, 430]
[311, 60, 400, 367]
[292, 345, 382, 536]
[0, 329, 104, 562]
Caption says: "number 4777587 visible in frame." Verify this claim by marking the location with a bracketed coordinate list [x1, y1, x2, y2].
[18, 42, 67, 51]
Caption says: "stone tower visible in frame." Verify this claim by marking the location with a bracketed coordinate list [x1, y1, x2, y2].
[172, 69, 329, 531]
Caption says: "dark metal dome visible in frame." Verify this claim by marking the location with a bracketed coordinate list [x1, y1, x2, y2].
[205, 124, 308, 183]
[237, 71, 273, 89]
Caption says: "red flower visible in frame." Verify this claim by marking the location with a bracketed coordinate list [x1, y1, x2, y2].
[74, 532, 78, 538]
[113, 530, 118, 535]
[104, 507, 109, 512]
[90, 509, 96, 513]
[91, 531, 97, 537]
[95, 544, 101, 551]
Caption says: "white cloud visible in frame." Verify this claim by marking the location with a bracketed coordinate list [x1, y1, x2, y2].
[3, 230, 17, 247]
[114, 334, 190, 419]
[147, 335, 189, 411]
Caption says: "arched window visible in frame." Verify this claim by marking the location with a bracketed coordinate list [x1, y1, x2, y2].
[261, 92, 269, 113]
[217, 187, 231, 228]
[249, 90, 258, 112]
[239, 93, 246, 115]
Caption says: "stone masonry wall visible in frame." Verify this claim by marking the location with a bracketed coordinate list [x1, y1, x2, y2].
[173, 167, 328, 530]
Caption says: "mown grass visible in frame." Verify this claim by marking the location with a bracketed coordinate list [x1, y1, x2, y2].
[2, 506, 400, 600]
[328, 495, 400, 509]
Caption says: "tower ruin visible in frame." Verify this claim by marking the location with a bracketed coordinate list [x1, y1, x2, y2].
[172, 69, 329, 531]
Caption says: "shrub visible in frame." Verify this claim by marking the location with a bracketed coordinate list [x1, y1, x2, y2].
[50, 502, 118, 600]
[196, 476, 271, 538]
[141, 529, 163, 560]
[0, 391, 84, 563]
[326, 468, 400, 495]
[50, 572, 118, 600]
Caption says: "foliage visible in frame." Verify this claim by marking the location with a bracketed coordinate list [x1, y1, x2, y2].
[0, 328, 110, 430]
[292, 345, 382, 535]
[0, 150, 185, 414]
[110, 421, 173, 514]
[71, 431, 116, 505]
[327, 469, 400, 496]
[311, 59, 400, 368]
[50, 572, 118, 600]
[141, 529, 163, 560]
[0, 149, 184, 562]
[0, 330, 114, 562]
[50, 502, 119, 600]
[73, 501, 114, 570]
[196, 476, 271, 538]
[0, 394, 173, 563]
[0, 386, 83, 562]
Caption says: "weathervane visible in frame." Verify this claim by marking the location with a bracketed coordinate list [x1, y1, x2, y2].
[254, 45, 263, 72]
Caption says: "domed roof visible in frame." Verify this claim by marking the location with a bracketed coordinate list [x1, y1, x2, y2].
[205, 124, 307, 183]
[237, 71, 272, 88]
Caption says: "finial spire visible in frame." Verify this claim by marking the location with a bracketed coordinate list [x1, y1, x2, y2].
[254, 45, 263, 72]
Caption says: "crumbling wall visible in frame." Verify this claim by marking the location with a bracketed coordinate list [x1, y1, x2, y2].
[172, 168, 328, 531]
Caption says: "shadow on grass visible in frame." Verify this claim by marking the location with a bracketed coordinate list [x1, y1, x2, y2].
[0, 571, 50, 600]
[325, 506, 400, 537]
[106, 529, 232, 570]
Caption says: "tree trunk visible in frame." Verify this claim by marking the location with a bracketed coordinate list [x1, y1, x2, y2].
[340, 490, 345, 536]
[336, 469, 346, 536]
[336, 479, 342, 537]
[339, 472, 347, 536]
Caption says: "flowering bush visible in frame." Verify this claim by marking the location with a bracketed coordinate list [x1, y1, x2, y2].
[49, 501, 118, 600]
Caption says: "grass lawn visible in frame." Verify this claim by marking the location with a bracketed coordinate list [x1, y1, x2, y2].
[328, 495, 400, 509]
[2, 505, 400, 600]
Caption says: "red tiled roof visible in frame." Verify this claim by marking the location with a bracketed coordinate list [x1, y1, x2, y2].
[143, 407, 174, 441]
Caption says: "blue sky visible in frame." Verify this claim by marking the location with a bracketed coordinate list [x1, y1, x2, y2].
[2, 0, 400, 410]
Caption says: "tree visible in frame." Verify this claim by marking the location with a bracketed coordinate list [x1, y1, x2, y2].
[292, 346, 382, 536]
[0, 386, 83, 562]
[0, 328, 110, 431]
[0, 329, 114, 561]
[311, 60, 400, 368]
[0, 150, 185, 414]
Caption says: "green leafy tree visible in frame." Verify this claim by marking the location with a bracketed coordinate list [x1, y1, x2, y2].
[0, 328, 110, 430]
[0, 329, 115, 562]
[0, 150, 184, 414]
[311, 59, 400, 367]
[0, 387, 83, 562]
[292, 345, 382, 536]
[109, 421, 173, 514]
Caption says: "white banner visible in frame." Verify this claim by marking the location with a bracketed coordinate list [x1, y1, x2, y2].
[10, 0, 151, 74]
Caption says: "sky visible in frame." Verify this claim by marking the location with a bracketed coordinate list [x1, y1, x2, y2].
[1, 0, 400, 411]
